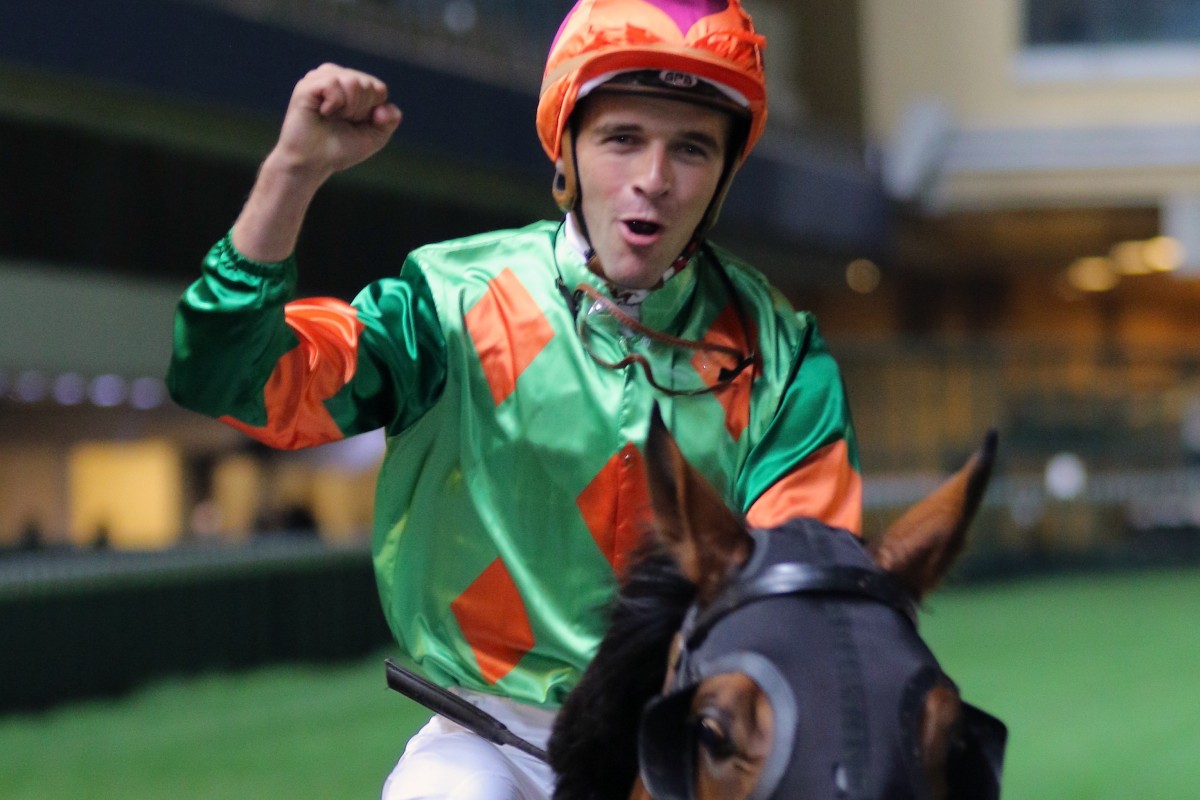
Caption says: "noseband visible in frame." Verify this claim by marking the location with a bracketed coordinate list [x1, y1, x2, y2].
[638, 522, 1006, 800]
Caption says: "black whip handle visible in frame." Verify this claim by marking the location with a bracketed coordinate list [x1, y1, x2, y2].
[384, 659, 549, 763]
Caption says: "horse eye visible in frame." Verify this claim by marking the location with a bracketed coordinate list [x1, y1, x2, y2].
[693, 714, 736, 761]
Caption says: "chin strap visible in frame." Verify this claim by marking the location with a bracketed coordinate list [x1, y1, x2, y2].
[553, 127, 579, 215]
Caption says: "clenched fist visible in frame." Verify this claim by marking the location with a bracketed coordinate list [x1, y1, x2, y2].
[273, 63, 403, 181]
[231, 64, 404, 261]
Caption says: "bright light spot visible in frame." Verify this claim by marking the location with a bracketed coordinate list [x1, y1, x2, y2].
[89, 374, 127, 407]
[129, 377, 166, 410]
[1107, 237, 1182, 275]
[1110, 240, 1149, 275]
[1045, 452, 1087, 501]
[53, 373, 87, 405]
[1066, 257, 1119, 292]
[845, 258, 882, 294]
[443, 0, 477, 33]
[1142, 236, 1183, 272]
[14, 371, 48, 403]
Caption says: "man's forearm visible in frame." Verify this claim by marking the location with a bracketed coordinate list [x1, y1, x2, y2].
[230, 149, 330, 263]
[229, 64, 401, 262]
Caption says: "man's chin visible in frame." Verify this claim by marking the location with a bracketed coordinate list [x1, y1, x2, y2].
[595, 254, 670, 291]
[603, 271, 661, 291]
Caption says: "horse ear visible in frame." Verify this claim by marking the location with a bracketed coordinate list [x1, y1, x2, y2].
[872, 430, 997, 601]
[644, 404, 750, 605]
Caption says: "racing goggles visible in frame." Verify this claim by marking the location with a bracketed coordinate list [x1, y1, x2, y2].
[573, 283, 754, 397]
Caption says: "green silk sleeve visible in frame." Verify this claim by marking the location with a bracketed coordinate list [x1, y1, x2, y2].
[167, 234, 298, 424]
[735, 311, 860, 510]
[334, 260, 449, 437]
[167, 234, 448, 445]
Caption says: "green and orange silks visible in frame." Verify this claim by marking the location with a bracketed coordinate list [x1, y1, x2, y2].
[168, 220, 860, 708]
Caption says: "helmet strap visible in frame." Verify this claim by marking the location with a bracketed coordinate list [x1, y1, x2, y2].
[553, 127, 579, 213]
[559, 124, 603, 273]
[696, 113, 750, 235]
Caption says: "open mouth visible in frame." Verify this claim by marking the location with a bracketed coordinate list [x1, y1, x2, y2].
[625, 220, 662, 236]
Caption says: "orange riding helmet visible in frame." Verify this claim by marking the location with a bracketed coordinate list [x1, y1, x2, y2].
[537, 0, 768, 232]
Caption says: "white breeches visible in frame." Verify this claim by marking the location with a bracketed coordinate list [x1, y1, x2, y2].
[382, 691, 557, 800]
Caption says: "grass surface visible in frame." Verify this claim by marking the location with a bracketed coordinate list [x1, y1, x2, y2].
[922, 567, 1200, 800]
[3, 568, 1199, 799]
[0, 656, 429, 799]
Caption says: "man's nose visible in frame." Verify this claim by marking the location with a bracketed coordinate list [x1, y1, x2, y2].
[633, 145, 671, 197]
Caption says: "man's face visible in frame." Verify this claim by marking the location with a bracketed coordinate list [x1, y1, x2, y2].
[572, 93, 731, 290]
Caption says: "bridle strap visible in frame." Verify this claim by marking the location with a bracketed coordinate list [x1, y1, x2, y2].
[684, 563, 917, 649]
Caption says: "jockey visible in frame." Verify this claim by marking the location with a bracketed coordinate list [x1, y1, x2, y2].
[167, 0, 862, 797]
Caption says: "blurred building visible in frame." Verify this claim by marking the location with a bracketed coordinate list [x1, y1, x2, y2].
[843, 0, 1200, 546]
[0, 0, 888, 549]
[2, 0, 1198, 556]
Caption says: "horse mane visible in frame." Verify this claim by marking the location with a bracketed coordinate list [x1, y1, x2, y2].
[549, 544, 697, 800]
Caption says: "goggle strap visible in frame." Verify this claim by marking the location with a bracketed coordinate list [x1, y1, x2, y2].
[577, 283, 745, 360]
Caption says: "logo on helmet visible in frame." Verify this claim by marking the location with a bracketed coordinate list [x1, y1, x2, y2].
[659, 71, 699, 88]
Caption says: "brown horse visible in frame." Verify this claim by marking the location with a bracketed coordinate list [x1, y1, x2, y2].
[549, 413, 1006, 800]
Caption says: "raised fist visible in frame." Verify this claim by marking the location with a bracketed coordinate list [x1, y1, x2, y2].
[272, 63, 403, 180]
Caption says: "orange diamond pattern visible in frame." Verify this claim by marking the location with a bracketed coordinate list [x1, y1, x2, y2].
[576, 442, 652, 576]
[464, 268, 556, 406]
[691, 303, 758, 441]
[450, 557, 536, 685]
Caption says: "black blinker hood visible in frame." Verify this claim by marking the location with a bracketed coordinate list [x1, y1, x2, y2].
[637, 521, 1007, 800]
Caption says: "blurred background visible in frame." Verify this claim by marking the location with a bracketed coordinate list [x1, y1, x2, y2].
[2, 0, 1199, 796]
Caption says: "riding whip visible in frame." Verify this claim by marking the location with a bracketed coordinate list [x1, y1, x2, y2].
[384, 659, 549, 763]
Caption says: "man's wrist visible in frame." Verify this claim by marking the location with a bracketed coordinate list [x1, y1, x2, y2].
[257, 148, 332, 198]
[229, 150, 328, 262]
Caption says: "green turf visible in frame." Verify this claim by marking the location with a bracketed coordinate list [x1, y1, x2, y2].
[923, 567, 1200, 800]
[0, 656, 429, 799]
[2, 568, 1198, 799]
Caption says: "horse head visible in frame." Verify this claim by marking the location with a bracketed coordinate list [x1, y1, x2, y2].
[567, 410, 1006, 800]
[630, 410, 1007, 800]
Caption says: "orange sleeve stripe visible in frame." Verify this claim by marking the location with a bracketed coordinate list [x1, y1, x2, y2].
[745, 438, 863, 535]
[220, 298, 363, 450]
